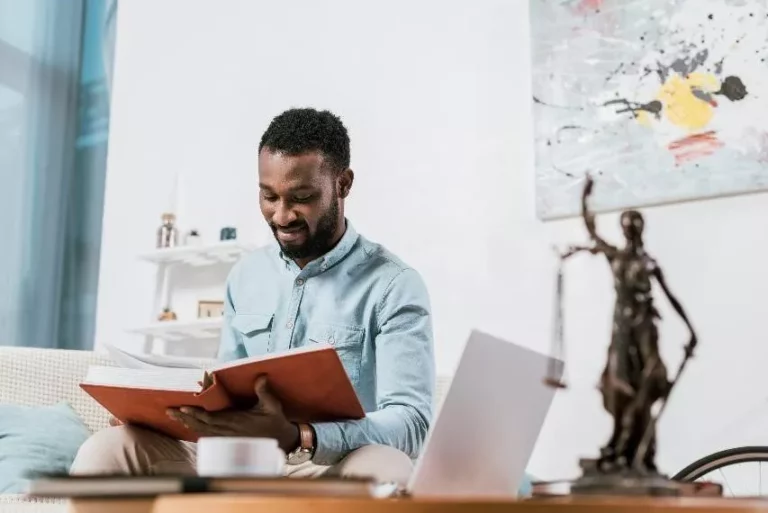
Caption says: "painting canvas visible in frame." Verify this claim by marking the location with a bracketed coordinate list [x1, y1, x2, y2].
[530, 0, 768, 219]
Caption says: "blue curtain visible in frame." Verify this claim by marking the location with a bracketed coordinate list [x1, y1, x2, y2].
[0, 0, 116, 349]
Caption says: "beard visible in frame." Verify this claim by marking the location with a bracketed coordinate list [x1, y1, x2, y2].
[271, 196, 340, 261]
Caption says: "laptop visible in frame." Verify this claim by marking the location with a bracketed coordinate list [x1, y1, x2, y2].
[405, 329, 563, 498]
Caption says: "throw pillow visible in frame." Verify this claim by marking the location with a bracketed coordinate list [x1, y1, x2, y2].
[0, 402, 91, 493]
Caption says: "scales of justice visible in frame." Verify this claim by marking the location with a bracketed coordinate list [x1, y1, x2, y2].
[540, 174, 704, 496]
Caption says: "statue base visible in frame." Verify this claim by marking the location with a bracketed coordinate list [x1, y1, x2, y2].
[530, 459, 723, 498]
[570, 459, 682, 496]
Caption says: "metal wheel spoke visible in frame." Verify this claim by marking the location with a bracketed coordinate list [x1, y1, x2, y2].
[718, 468, 734, 497]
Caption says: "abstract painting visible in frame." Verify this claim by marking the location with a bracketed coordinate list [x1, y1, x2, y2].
[530, 0, 768, 219]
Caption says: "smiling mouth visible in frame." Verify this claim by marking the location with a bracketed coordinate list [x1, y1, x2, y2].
[275, 225, 307, 243]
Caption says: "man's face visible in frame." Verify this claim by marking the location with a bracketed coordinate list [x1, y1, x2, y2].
[258, 149, 343, 261]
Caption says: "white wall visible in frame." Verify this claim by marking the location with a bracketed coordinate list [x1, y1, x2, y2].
[96, 0, 768, 482]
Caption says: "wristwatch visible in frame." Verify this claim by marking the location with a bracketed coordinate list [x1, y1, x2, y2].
[286, 423, 315, 465]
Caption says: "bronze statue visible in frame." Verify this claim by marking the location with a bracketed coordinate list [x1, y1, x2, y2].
[547, 175, 697, 487]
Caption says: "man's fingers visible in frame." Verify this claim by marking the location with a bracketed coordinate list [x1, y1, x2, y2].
[253, 376, 281, 414]
[167, 409, 194, 427]
[168, 409, 219, 434]
[201, 371, 214, 390]
[174, 407, 226, 427]
[254, 375, 268, 392]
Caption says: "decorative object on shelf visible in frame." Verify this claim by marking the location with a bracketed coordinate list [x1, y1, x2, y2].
[197, 300, 225, 319]
[219, 226, 237, 241]
[135, 205, 255, 353]
[185, 229, 202, 246]
[156, 213, 179, 249]
[530, 0, 765, 220]
[542, 174, 699, 496]
[157, 307, 178, 322]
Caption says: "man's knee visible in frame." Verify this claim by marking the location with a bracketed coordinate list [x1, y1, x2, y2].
[70, 425, 194, 476]
[333, 444, 413, 486]
[71, 425, 143, 475]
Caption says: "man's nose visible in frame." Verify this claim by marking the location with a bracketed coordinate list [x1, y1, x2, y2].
[272, 202, 298, 227]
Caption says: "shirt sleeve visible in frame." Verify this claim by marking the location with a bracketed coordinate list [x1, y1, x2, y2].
[217, 265, 247, 362]
[310, 267, 435, 465]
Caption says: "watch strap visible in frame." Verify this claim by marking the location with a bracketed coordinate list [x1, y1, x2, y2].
[298, 422, 315, 451]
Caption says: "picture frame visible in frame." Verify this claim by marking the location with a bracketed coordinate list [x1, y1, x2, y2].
[197, 300, 225, 319]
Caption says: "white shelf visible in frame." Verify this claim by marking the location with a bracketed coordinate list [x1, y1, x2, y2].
[138, 240, 259, 267]
[128, 317, 223, 342]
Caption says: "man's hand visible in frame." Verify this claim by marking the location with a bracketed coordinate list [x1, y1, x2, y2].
[166, 376, 300, 453]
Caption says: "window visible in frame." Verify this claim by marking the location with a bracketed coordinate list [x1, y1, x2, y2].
[0, 0, 117, 349]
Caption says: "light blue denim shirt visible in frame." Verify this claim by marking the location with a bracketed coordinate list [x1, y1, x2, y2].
[217, 221, 435, 465]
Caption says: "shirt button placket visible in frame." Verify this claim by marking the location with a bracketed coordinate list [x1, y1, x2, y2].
[286, 276, 305, 348]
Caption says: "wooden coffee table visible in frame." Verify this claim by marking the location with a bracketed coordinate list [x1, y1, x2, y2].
[67, 495, 768, 513]
[154, 496, 768, 513]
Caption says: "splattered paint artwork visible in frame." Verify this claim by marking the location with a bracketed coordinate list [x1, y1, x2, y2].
[530, 0, 768, 219]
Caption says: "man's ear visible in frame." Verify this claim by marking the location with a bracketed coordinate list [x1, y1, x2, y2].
[338, 169, 354, 198]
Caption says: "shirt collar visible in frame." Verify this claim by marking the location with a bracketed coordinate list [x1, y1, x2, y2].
[275, 219, 359, 276]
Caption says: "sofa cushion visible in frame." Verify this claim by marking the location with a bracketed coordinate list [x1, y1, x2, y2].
[0, 402, 90, 493]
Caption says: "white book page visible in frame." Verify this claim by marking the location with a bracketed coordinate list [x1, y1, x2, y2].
[209, 342, 332, 372]
[104, 343, 212, 370]
[82, 366, 204, 392]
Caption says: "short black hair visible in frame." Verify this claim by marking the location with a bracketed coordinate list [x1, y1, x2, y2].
[259, 108, 350, 172]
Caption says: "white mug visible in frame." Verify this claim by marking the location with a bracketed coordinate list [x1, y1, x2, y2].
[196, 437, 285, 477]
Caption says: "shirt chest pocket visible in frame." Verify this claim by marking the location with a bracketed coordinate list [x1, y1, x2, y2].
[231, 313, 274, 355]
[308, 324, 364, 386]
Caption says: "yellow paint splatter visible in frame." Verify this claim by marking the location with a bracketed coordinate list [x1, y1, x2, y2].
[654, 72, 720, 131]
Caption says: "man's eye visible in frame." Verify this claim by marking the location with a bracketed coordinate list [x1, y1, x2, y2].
[293, 195, 313, 203]
[262, 194, 277, 201]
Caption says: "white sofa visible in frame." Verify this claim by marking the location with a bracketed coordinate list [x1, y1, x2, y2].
[0, 346, 452, 513]
[0, 347, 114, 513]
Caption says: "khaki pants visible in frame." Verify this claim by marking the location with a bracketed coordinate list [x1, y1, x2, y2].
[70, 426, 413, 486]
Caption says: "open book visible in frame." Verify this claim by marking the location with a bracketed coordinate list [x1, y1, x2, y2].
[80, 344, 365, 442]
[103, 343, 212, 370]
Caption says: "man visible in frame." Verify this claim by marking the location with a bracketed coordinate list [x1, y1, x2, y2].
[71, 108, 435, 486]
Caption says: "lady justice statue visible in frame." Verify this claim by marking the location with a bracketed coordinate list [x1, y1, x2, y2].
[546, 174, 698, 494]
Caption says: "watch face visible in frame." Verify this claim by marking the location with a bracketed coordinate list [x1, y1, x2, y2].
[287, 448, 312, 466]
